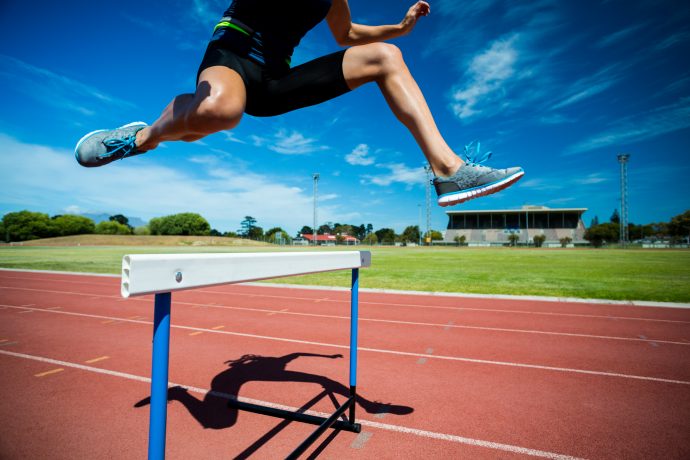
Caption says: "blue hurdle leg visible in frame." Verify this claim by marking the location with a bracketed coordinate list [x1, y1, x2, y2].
[349, 268, 359, 423]
[149, 292, 172, 460]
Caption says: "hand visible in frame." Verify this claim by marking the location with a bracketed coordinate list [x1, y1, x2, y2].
[400, 1, 430, 35]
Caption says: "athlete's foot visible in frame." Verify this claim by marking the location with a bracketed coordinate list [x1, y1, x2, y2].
[75, 122, 148, 167]
[433, 141, 524, 207]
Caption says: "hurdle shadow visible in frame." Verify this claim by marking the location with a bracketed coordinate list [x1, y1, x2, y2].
[134, 352, 414, 456]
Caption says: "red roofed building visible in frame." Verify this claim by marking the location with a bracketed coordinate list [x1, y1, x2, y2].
[299, 233, 360, 245]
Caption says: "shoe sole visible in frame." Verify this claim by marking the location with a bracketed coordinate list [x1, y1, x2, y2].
[74, 122, 147, 166]
[437, 170, 525, 207]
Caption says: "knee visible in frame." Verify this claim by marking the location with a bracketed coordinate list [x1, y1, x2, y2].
[370, 43, 404, 75]
[190, 94, 244, 133]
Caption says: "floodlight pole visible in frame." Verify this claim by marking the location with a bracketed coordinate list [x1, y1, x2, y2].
[617, 154, 630, 247]
[313, 173, 319, 247]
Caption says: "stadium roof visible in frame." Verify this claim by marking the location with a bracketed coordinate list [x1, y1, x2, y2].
[446, 206, 587, 215]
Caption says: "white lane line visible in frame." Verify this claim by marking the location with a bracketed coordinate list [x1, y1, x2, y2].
[2, 289, 686, 346]
[0, 349, 581, 459]
[3, 304, 689, 385]
[2, 284, 688, 324]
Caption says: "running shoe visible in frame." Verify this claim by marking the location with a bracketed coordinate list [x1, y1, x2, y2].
[433, 141, 524, 207]
[75, 122, 148, 167]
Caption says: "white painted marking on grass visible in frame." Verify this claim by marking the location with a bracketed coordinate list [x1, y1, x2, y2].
[0, 349, 582, 459]
[2, 303, 688, 385]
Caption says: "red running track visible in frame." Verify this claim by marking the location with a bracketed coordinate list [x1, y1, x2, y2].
[0, 270, 689, 459]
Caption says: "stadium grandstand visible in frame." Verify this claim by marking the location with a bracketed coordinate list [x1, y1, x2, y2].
[443, 206, 588, 246]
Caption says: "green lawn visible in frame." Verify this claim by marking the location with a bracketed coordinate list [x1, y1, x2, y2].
[0, 245, 688, 303]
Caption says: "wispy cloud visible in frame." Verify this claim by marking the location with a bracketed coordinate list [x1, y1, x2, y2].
[655, 31, 690, 50]
[345, 144, 375, 166]
[551, 65, 621, 110]
[596, 24, 646, 48]
[450, 36, 519, 120]
[253, 129, 329, 155]
[0, 54, 135, 118]
[565, 98, 690, 155]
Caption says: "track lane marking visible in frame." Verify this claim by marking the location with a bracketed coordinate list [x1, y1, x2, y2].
[211, 325, 225, 330]
[2, 297, 686, 346]
[189, 331, 204, 336]
[85, 356, 110, 364]
[2, 284, 688, 324]
[34, 368, 64, 377]
[0, 349, 582, 459]
[3, 304, 689, 385]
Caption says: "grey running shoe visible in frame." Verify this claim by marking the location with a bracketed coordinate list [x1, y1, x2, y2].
[433, 141, 524, 207]
[75, 122, 148, 167]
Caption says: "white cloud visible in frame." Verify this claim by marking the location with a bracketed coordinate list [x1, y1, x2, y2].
[345, 144, 375, 166]
[0, 134, 345, 233]
[450, 37, 518, 119]
[251, 130, 329, 155]
[362, 163, 427, 188]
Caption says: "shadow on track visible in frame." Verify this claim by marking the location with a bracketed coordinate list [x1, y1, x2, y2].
[134, 352, 413, 456]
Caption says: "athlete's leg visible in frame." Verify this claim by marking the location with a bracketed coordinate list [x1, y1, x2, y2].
[136, 66, 247, 152]
[342, 43, 462, 177]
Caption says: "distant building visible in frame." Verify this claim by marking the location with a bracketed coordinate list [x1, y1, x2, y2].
[444, 206, 587, 246]
[295, 233, 360, 246]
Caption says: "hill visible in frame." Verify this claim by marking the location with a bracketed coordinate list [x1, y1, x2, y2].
[1, 234, 272, 247]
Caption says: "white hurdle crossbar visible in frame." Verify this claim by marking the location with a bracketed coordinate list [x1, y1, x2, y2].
[122, 251, 371, 459]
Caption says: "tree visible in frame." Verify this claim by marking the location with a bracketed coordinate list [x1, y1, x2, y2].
[401, 225, 420, 244]
[668, 210, 690, 241]
[559, 236, 573, 248]
[423, 230, 443, 243]
[134, 225, 151, 235]
[453, 235, 466, 246]
[610, 209, 620, 224]
[266, 227, 290, 244]
[210, 229, 223, 237]
[533, 234, 546, 248]
[590, 216, 599, 227]
[149, 213, 211, 236]
[247, 226, 264, 240]
[353, 224, 366, 241]
[109, 214, 131, 229]
[335, 234, 346, 245]
[2, 211, 56, 241]
[363, 233, 378, 245]
[366, 223, 373, 236]
[298, 225, 313, 237]
[52, 215, 95, 236]
[584, 223, 619, 247]
[95, 220, 131, 235]
[317, 223, 333, 235]
[239, 216, 257, 237]
[0, 221, 5, 242]
[508, 233, 520, 246]
[374, 228, 396, 244]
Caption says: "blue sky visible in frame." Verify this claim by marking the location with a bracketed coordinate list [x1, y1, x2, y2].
[0, 0, 688, 235]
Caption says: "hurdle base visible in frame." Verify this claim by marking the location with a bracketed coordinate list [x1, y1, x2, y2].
[229, 396, 361, 458]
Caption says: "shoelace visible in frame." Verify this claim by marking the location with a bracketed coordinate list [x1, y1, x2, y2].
[99, 136, 138, 160]
[462, 140, 492, 166]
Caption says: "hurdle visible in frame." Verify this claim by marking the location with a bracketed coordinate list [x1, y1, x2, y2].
[121, 251, 371, 459]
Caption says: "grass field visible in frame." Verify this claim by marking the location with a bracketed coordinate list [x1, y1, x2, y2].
[1, 239, 688, 303]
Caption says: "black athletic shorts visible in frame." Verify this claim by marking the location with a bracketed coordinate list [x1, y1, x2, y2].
[197, 41, 351, 117]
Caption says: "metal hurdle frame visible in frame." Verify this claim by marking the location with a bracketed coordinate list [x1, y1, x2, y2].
[121, 251, 371, 460]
